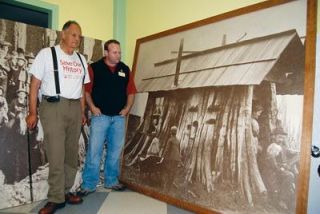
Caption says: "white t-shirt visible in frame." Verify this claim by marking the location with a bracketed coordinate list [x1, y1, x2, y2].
[29, 45, 90, 99]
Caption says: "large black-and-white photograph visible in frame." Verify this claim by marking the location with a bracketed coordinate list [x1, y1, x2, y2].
[121, 1, 306, 213]
[0, 18, 104, 209]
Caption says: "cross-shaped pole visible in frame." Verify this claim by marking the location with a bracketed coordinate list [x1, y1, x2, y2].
[174, 38, 184, 86]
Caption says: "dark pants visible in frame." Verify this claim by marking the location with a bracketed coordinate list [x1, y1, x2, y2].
[162, 160, 179, 191]
[40, 97, 81, 203]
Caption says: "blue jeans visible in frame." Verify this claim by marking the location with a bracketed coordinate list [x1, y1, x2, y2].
[81, 115, 126, 191]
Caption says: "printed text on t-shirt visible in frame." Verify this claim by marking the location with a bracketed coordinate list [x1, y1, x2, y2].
[60, 59, 82, 75]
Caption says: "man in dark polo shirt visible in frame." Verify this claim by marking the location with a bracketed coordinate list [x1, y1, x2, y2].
[79, 39, 136, 195]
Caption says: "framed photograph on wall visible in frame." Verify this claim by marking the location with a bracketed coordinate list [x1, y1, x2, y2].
[121, 0, 316, 213]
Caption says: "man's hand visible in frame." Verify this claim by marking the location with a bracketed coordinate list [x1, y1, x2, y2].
[90, 105, 101, 116]
[119, 107, 129, 116]
[81, 113, 87, 125]
[26, 113, 38, 129]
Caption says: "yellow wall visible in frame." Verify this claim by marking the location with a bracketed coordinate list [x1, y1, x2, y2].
[42, 0, 113, 41]
[126, 0, 264, 66]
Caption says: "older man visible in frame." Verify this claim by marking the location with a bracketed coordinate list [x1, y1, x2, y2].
[26, 20, 89, 214]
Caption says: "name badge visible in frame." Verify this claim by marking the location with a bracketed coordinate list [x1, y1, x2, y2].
[118, 71, 126, 77]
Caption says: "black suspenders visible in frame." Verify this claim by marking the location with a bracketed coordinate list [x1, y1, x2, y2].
[76, 52, 86, 84]
[50, 46, 86, 95]
[50, 47, 60, 95]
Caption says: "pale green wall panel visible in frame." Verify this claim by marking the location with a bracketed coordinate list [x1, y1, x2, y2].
[113, 0, 127, 61]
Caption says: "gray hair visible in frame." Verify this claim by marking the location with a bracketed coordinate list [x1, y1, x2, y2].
[62, 20, 80, 31]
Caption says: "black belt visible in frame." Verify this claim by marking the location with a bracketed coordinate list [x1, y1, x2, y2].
[42, 95, 80, 102]
[42, 95, 60, 102]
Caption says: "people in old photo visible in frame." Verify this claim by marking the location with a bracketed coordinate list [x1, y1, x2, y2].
[0, 86, 8, 125]
[0, 38, 38, 185]
[158, 125, 181, 190]
[0, 40, 11, 96]
[7, 49, 27, 101]
[264, 126, 299, 210]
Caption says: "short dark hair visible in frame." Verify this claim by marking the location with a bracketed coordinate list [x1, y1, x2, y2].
[62, 20, 80, 31]
[104, 39, 120, 51]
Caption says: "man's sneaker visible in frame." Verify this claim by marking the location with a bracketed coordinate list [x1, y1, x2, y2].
[77, 189, 95, 197]
[105, 183, 126, 191]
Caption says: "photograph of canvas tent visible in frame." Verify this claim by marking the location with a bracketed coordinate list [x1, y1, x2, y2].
[122, 29, 304, 213]
[121, 1, 307, 213]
